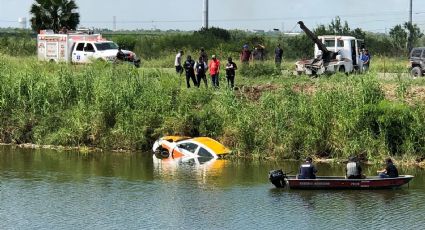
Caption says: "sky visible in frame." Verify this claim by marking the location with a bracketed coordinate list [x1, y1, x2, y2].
[1, 0, 425, 33]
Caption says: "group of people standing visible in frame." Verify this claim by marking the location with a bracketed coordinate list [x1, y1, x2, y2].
[297, 156, 399, 179]
[174, 44, 284, 89]
[239, 44, 284, 68]
[174, 48, 238, 89]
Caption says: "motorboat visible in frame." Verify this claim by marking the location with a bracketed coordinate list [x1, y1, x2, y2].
[269, 169, 414, 190]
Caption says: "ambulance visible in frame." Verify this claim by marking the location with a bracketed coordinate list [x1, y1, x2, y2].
[37, 30, 140, 67]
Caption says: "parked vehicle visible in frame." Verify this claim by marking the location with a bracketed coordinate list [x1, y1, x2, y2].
[409, 47, 425, 77]
[37, 30, 140, 67]
[295, 21, 364, 76]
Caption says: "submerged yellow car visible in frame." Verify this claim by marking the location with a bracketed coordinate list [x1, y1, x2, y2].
[152, 136, 231, 160]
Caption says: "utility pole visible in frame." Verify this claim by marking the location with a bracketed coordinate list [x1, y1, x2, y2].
[203, 0, 209, 29]
[113, 16, 117, 31]
[407, 0, 413, 52]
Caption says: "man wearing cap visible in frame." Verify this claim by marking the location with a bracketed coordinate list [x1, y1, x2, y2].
[346, 156, 364, 179]
[208, 55, 221, 87]
[298, 157, 317, 179]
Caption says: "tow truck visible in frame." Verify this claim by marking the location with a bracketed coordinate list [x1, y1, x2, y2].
[295, 21, 364, 76]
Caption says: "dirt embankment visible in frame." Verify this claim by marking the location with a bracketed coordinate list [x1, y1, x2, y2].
[237, 82, 425, 103]
[236, 84, 280, 101]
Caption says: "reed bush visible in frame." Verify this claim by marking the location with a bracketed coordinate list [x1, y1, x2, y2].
[0, 36, 36, 57]
[370, 56, 409, 73]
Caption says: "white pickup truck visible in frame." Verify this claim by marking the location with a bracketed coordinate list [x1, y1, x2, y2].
[37, 30, 140, 67]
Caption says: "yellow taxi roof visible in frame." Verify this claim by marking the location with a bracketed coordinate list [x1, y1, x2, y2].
[162, 135, 191, 142]
[191, 137, 230, 155]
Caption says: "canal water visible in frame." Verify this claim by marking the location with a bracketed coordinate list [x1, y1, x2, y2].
[0, 146, 424, 229]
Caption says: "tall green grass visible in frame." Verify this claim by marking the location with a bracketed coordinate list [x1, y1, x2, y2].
[370, 56, 409, 73]
[0, 36, 36, 56]
[1, 55, 425, 160]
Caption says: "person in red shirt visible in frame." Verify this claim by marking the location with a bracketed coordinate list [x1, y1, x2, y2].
[240, 44, 251, 66]
[208, 55, 220, 87]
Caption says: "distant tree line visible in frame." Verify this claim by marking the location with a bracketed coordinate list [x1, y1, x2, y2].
[105, 17, 424, 60]
[4, 4, 425, 60]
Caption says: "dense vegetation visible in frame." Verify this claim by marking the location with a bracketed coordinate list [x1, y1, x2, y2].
[0, 18, 424, 161]
[1, 15, 424, 61]
[1, 54, 425, 162]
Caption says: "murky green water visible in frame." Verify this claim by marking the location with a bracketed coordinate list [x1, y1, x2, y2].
[0, 146, 424, 229]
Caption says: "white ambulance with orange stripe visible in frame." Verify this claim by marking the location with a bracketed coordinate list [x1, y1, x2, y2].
[37, 30, 140, 67]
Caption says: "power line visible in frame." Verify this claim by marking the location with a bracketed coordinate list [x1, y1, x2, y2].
[0, 9, 418, 25]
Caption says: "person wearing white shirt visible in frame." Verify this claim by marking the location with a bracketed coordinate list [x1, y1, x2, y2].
[175, 50, 184, 75]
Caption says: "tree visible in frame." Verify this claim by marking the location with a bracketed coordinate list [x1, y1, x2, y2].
[405, 22, 423, 51]
[389, 24, 407, 50]
[314, 18, 365, 39]
[194, 27, 231, 41]
[351, 28, 366, 40]
[389, 23, 423, 53]
[30, 0, 80, 33]
[328, 16, 342, 34]
[314, 25, 328, 36]
[326, 16, 350, 35]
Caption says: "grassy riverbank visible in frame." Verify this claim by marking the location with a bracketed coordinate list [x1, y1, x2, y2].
[1, 55, 425, 163]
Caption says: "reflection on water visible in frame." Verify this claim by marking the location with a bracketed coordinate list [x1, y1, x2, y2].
[152, 155, 230, 186]
[0, 146, 425, 229]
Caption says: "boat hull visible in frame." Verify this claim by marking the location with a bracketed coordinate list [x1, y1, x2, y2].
[285, 175, 414, 190]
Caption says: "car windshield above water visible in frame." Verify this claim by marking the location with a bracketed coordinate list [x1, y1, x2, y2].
[178, 142, 199, 154]
[95, 42, 119, 51]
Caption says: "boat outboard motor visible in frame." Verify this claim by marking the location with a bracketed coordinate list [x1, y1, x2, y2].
[269, 169, 286, 188]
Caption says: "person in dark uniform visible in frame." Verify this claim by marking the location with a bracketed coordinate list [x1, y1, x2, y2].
[116, 47, 126, 61]
[195, 56, 208, 88]
[183, 55, 197, 88]
[377, 158, 399, 178]
[200, 47, 208, 64]
[225, 57, 237, 89]
[346, 156, 364, 179]
[298, 157, 317, 179]
[274, 44, 283, 68]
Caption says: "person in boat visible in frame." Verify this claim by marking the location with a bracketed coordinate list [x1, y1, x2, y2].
[346, 156, 365, 179]
[298, 157, 317, 179]
[377, 158, 399, 178]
